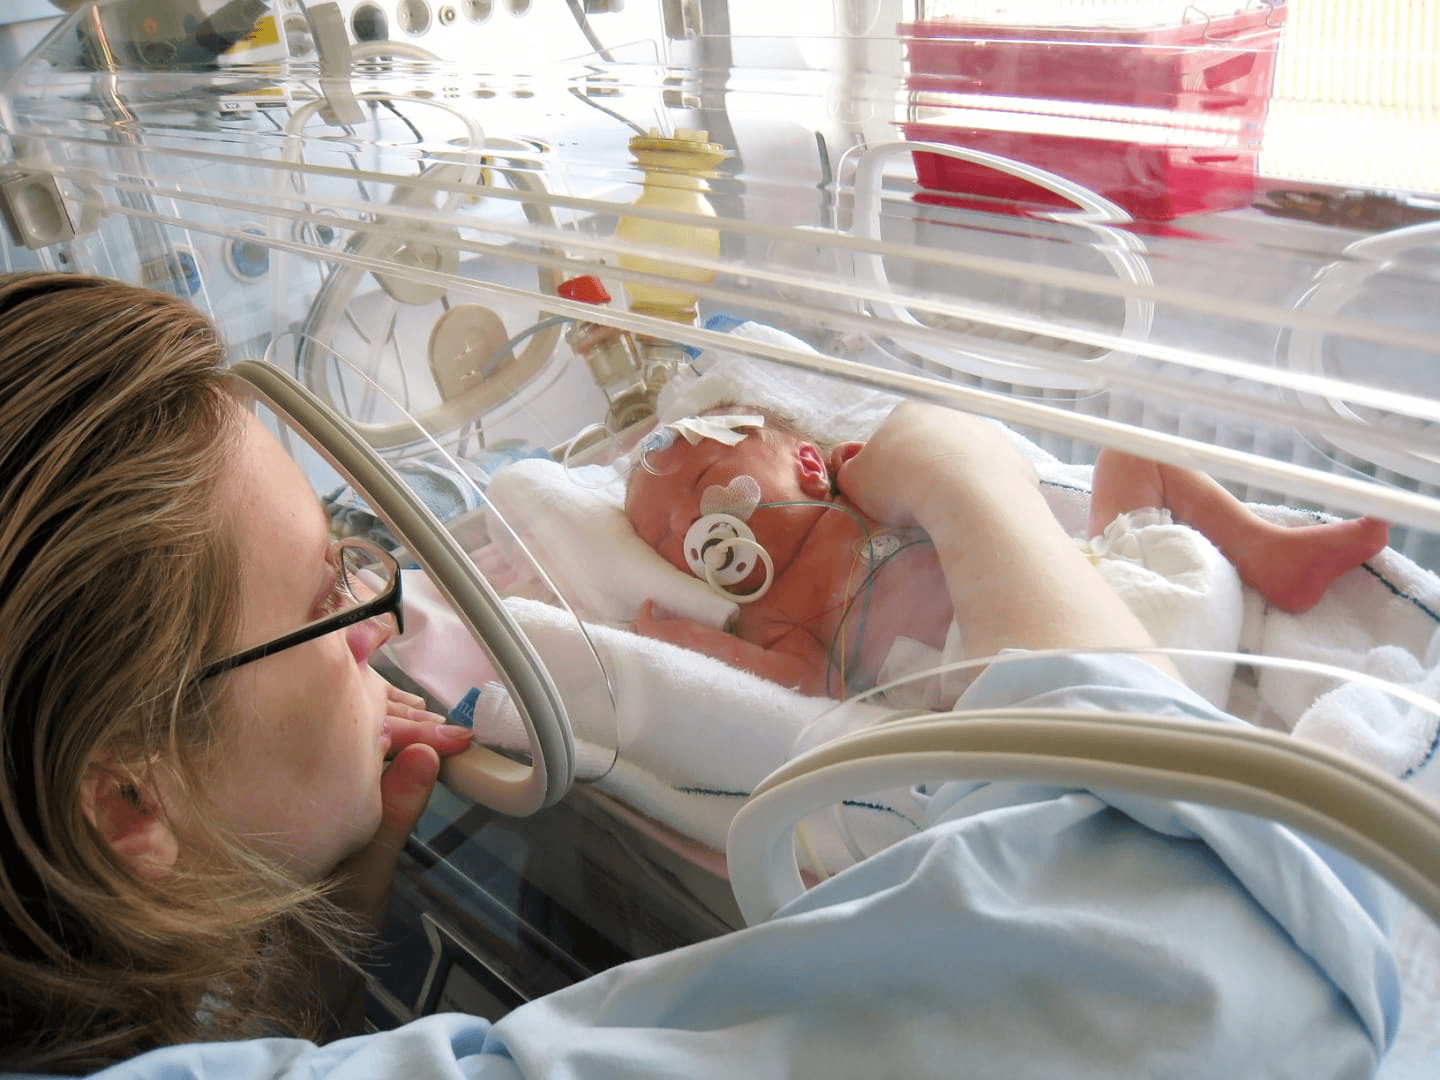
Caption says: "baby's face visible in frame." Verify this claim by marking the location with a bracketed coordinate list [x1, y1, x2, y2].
[626, 430, 825, 583]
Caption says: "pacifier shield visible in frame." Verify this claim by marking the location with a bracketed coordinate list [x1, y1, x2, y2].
[699, 474, 761, 520]
[684, 513, 757, 585]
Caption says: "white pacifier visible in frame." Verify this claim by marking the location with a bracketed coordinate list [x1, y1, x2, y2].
[683, 513, 775, 603]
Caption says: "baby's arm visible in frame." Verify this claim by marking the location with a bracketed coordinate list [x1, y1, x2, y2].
[634, 599, 833, 696]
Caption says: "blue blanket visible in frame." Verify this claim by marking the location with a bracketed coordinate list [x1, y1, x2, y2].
[31, 656, 1398, 1080]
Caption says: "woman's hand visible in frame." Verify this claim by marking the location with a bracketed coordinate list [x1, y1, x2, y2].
[836, 401, 1036, 531]
[317, 685, 471, 1033]
[332, 685, 473, 933]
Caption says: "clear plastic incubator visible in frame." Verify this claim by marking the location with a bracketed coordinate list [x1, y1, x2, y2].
[4, 0, 1440, 1070]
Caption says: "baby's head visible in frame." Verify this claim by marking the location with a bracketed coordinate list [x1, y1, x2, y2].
[624, 404, 841, 596]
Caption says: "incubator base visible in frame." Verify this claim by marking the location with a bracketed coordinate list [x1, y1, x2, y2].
[365, 782, 741, 1027]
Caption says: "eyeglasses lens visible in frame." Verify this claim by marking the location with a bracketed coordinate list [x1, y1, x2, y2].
[340, 544, 400, 634]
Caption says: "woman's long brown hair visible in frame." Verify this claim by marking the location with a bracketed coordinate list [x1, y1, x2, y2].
[0, 273, 355, 1070]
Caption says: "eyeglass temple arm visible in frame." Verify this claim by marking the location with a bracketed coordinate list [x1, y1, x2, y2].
[197, 583, 400, 681]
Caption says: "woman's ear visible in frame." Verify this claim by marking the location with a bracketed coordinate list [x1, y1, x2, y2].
[79, 760, 179, 879]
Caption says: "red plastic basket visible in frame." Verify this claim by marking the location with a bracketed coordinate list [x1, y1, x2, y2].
[900, 4, 1286, 221]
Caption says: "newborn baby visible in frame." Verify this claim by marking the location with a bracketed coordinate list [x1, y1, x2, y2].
[624, 405, 1390, 699]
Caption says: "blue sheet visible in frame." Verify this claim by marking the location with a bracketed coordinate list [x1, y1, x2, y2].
[22, 655, 1399, 1080]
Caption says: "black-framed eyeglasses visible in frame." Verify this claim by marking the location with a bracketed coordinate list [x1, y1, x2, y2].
[199, 537, 404, 681]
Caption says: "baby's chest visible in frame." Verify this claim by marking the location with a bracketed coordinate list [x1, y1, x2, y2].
[734, 541, 953, 660]
[732, 573, 848, 652]
[861, 546, 954, 648]
[830, 544, 956, 688]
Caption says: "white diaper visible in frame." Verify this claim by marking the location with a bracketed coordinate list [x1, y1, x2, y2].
[875, 509, 1245, 711]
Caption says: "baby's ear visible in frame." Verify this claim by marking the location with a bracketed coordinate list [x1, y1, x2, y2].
[796, 444, 830, 498]
[79, 757, 180, 879]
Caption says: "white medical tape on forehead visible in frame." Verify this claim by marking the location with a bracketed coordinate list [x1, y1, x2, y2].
[668, 413, 765, 447]
[700, 474, 762, 520]
[628, 413, 766, 474]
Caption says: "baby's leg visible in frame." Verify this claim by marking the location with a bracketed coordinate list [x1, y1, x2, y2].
[1091, 449, 1389, 614]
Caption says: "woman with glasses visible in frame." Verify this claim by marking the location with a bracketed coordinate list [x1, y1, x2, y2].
[0, 272, 472, 1070]
[0, 273, 1394, 1078]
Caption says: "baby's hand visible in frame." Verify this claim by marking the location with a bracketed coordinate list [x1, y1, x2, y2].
[633, 600, 827, 694]
[633, 598, 726, 655]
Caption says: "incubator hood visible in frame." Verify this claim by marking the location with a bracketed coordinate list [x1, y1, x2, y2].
[6, 0, 1440, 1051]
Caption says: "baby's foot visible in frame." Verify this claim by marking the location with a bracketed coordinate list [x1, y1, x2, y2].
[1235, 517, 1390, 613]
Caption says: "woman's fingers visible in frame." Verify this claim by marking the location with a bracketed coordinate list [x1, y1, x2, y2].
[375, 743, 441, 856]
[385, 684, 432, 716]
[385, 683, 473, 755]
[391, 716, 474, 755]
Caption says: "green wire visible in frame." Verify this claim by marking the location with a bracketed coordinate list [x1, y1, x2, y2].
[825, 535, 932, 697]
[743, 497, 933, 696]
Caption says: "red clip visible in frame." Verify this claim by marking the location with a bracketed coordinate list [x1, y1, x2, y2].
[557, 275, 612, 305]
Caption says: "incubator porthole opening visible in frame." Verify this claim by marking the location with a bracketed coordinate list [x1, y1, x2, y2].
[282, 14, 313, 55]
[294, 211, 343, 250]
[464, 0, 493, 20]
[351, 2, 389, 42]
[507, 0, 531, 16]
[226, 226, 271, 281]
[138, 41, 176, 67]
[397, 0, 433, 35]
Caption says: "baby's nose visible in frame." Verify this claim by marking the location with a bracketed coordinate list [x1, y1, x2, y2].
[346, 616, 394, 666]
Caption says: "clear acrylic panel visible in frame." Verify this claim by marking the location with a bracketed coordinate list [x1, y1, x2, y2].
[3, 1, 1440, 829]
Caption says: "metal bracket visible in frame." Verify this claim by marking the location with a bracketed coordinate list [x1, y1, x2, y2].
[660, 0, 702, 40]
[1183, 1, 1284, 44]
[308, 1, 364, 127]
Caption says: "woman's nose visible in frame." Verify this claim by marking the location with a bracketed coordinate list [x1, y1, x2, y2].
[345, 616, 394, 666]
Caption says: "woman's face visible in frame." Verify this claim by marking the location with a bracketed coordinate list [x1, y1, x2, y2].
[199, 410, 395, 882]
